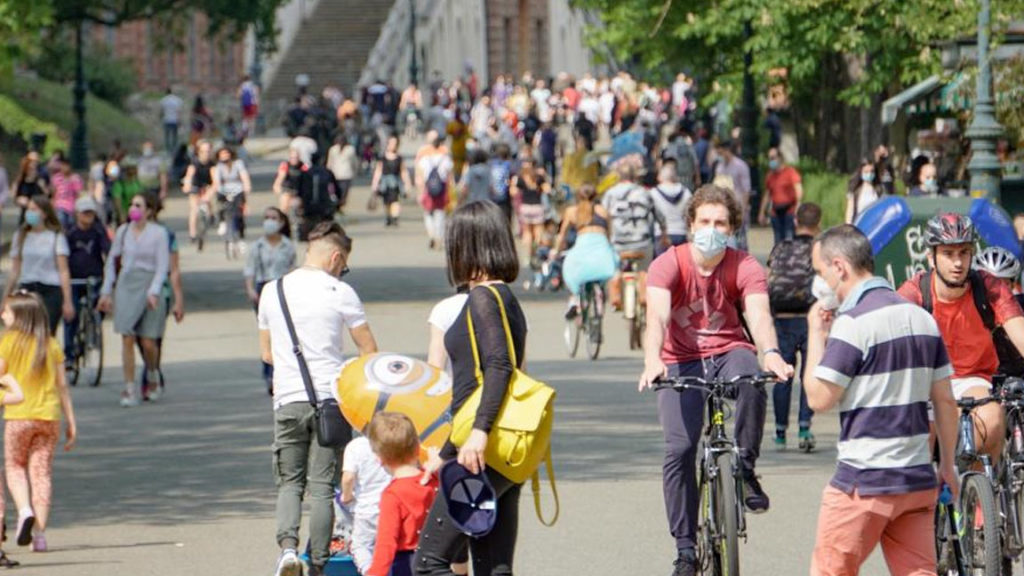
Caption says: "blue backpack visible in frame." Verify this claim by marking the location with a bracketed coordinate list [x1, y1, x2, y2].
[489, 160, 512, 203]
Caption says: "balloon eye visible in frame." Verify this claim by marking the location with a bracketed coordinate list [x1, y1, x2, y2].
[388, 361, 407, 373]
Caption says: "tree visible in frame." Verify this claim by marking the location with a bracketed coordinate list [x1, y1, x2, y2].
[574, 0, 1024, 171]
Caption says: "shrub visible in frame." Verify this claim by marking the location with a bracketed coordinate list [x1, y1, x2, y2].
[0, 96, 67, 157]
[31, 36, 138, 107]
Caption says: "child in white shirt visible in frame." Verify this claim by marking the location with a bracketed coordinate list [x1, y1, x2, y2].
[341, 435, 392, 573]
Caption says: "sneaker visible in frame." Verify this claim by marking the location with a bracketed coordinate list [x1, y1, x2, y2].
[147, 383, 162, 402]
[742, 472, 770, 513]
[14, 515, 33, 547]
[274, 548, 301, 576]
[773, 435, 786, 451]
[564, 303, 579, 320]
[31, 533, 46, 553]
[798, 430, 816, 453]
[671, 549, 698, 576]
[217, 222, 227, 236]
[119, 391, 141, 408]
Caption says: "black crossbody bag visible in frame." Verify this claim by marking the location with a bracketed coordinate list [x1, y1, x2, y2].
[276, 277, 352, 448]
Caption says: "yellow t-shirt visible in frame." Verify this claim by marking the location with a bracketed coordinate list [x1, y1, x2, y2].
[0, 332, 63, 421]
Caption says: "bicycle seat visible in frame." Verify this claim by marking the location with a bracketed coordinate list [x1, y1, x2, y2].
[619, 251, 647, 262]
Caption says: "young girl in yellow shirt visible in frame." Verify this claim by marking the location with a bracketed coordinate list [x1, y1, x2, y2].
[0, 292, 77, 553]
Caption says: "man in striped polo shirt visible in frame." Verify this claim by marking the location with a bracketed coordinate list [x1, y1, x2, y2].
[803, 225, 958, 575]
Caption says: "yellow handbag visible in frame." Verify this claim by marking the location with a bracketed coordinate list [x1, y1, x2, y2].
[450, 285, 559, 526]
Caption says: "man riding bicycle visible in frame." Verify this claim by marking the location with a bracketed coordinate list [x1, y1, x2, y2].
[638, 184, 793, 576]
[602, 160, 664, 311]
[897, 213, 1024, 464]
[973, 245, 1024, 377]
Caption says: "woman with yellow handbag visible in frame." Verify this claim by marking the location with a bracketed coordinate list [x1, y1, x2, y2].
[416, 201, 529, 576]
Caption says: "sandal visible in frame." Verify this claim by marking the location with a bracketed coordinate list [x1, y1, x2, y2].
[0, 552, 19, 568]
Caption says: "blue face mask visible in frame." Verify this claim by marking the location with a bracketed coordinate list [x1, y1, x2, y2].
[24, 211, 42, 228]
[923, 178, 938, 193]
[768, 159, 780, 171]
[692, 226, 729, 259]
[862, 172, 875, 183]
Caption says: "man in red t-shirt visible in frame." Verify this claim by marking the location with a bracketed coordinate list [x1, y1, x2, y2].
[638, 185, 793, 576]
[758, 147, 802, 245]
[897, 212, 1024, 462]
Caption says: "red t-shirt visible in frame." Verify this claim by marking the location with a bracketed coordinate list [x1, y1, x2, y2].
[367, 475, 439, 576]
[647, 246, 767, 364]
[563, 87, 581, 110]
[897, 271, 1022, 381]
[765, 165, 801, 209]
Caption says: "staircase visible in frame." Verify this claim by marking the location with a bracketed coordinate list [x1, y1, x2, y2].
[263, 0, 394, 103]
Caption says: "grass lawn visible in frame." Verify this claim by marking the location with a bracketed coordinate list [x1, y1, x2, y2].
[0, 75, 146, 159]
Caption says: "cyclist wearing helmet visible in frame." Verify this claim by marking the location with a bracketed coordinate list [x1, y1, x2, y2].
[898, 212, 1024, 462]
[974, 246, 1024, 377]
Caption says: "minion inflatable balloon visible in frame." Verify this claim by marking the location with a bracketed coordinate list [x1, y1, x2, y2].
[336, 353, 453, 456]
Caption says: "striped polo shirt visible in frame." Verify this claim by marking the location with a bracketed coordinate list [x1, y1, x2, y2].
[814, 277, 952, 496]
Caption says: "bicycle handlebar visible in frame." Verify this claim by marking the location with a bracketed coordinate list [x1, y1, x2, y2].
[652, 372, 778, 392]
[70, 277, 102, 287]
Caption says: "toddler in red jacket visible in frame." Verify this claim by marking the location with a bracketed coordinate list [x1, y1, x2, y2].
[365, 412, 438, 576]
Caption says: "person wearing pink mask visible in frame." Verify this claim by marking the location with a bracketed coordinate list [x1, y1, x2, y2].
[97, 192, 170, 407]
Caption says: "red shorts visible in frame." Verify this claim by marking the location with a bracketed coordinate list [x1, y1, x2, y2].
[242, 104, 258, 119]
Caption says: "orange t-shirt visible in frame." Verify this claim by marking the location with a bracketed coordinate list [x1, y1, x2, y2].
[765, 165, 801, 208]
[897, 271, 1023, 381]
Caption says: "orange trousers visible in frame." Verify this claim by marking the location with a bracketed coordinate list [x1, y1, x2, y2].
[811, 485, 937, 576]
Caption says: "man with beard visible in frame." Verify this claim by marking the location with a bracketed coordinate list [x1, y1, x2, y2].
[898, 212, 1024, 464]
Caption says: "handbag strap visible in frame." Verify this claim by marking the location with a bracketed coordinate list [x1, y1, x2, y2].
[531, 447, 560, 527]
[276, 277, 319, 408]
[466, 284, 518, 384]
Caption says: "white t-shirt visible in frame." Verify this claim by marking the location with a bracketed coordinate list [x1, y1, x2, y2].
[341, 436, 392, 519]
[650, 183, 692, 237]
[258, 268, 368, 410]
[428, 294, 469, 376]
[160, 94, 184, 124]
[12, 229, 70, 286]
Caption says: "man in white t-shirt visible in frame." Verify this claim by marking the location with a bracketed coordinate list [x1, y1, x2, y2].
[159, 87, 184, 153]
[258, 221, 378, 576]
[340, 436, 392, 573]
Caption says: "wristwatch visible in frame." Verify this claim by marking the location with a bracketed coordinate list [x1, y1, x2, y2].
[763, 348, 782, 358]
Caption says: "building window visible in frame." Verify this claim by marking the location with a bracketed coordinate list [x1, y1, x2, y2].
[188, 15, 197, 80]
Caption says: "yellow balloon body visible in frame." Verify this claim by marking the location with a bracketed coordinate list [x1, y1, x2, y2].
[336, 353, 453, 459]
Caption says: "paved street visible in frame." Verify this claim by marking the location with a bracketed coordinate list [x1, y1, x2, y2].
[8, 147, 895, 576]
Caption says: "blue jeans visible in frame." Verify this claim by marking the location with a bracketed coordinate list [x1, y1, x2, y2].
[773, 317, 813, 434]
[770, 206, 795, 244]
[164, 122, 179, 152]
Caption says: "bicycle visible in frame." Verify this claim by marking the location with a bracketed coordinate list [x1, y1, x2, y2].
[936, 394, 1002, 575]
[992, 375, 1024, 573]
[565, 281, 604, 360]
[653, 372, 777, 576]
[195, 197, 216, 252]
[621, 255, 646, 350]
[220, 194, 245, 260]
[67, 277, 103, 388]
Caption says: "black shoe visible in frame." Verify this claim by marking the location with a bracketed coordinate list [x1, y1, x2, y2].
[0, 552, 19, 569]
[742, 472, 770, 513]
[671, 549, 697, 576]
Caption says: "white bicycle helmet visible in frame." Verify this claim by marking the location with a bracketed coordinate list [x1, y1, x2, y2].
[973, 246, 1022, 280]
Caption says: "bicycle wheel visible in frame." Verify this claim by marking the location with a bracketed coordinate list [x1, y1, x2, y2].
[68, 323, 83, 387]
[82, 309, 103, 388]
[585, 285, 602, 360]
[714, 451, 741, 576]
[962, 472, 1001, 575]
[563, 311, 580, 358]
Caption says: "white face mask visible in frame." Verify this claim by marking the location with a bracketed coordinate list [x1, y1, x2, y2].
[692, 226, 729, 259]
[812, 275, 840, 310]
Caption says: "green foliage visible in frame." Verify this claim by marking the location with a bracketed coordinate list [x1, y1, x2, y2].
[953, 56, 1024, 146]
[0, 0, 53, 75]
[31, 37, 138, 106]
[0, 96, 66, 157]
[798, 164, 850, 229]
[0, 75, 146, 157]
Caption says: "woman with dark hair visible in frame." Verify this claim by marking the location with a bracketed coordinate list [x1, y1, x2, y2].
[211, 146, 251, 251]
[3, 196, 74, 336]
[189, 96, 214, 147]
[244, 206, 296, 394]
[845, 159, 878, 224]
[511, 157, 551, 259]
[371, 135, 413, 226]
[97, 192, 171, 407]
[13, 152, 49, 223]
[416, 200, 526, 576]
[327, 134, 359, 213]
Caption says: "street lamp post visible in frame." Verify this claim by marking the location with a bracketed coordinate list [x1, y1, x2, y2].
[70, 20, 89, 171]
[408, 0, 419, 86]
[965, 0, 1004, 201]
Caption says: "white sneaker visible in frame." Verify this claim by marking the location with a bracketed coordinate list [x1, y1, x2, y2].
[217, 222, 227, 237]
[119, 391, 140, 408]
[274, 548, 301, 576]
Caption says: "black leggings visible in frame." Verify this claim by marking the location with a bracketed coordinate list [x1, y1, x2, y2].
[21, 282, 63, 336]
[414, 468, 521, 576]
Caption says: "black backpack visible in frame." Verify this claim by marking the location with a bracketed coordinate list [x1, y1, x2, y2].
[300, 166, 339, 217]
[767, 237, 816, 314]
[426, 164, 446, 198]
